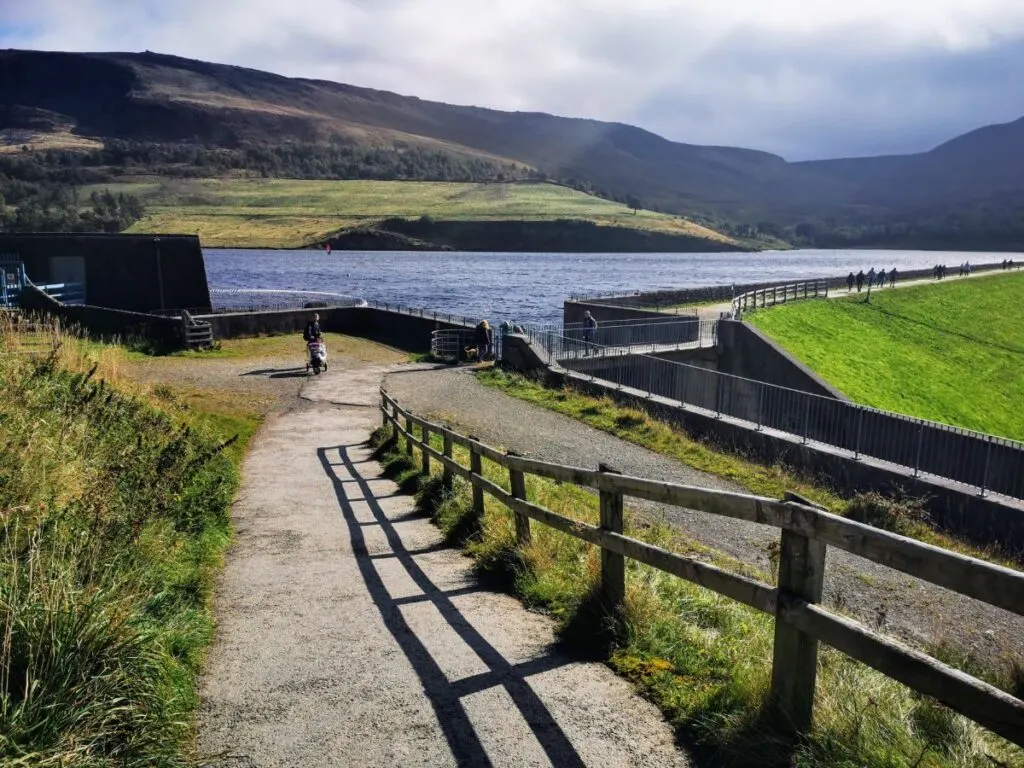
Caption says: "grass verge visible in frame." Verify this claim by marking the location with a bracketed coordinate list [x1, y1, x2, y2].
[368, 424, 1024, 767]
[475, 368, 1020, 566]
[0, 319, 258, 765]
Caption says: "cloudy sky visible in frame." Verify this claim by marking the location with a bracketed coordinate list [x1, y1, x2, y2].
[3, 0, 1024, 160]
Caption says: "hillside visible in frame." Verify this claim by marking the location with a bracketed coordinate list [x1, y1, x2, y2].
[96, 178, 741, 249]
[748, 271, 1024, 441]
[4, 49, 1024, 247]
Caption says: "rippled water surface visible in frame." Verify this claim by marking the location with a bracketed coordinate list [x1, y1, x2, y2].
[204, 249, 1012, 324]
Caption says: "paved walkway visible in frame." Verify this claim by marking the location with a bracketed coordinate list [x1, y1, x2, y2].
[197, 362, 687, 767]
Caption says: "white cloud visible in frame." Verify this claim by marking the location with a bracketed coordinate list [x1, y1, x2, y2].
[4, 0, 1024, 158]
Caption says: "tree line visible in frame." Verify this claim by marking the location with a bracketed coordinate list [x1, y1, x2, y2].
[0, 185, 146, 234]
[0, 140, 539, 185]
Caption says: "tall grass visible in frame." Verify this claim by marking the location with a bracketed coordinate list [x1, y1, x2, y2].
[370, 424, 1024, 767]
[1, 318, 241, 765]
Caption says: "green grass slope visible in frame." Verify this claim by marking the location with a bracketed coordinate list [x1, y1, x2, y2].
[749, 272, 1024, 441]
[90, 177, 740, 248]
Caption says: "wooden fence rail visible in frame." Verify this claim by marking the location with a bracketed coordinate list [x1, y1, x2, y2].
[379, 389, 1024, 747]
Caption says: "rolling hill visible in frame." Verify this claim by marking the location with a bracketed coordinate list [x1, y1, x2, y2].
[3, 48, 1024, 244]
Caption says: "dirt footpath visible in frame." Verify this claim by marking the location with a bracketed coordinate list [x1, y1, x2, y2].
[196, 360, 688, 767]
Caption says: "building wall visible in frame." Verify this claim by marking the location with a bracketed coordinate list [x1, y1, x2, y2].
[0, 233, 211, 314]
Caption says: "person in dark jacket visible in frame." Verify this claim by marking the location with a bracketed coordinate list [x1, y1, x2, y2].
[304, 313, 322, 342]
[475, 319, 493, 360]
[855, 270, 865, 292]
[846, 272, 855, 292]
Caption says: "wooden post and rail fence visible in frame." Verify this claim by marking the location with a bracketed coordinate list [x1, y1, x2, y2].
[379, 389, 1024, 747]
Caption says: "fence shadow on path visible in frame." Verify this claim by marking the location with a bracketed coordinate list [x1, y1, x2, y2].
[317, 443, 587, 768]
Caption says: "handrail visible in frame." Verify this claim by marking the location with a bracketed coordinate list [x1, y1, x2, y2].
[378, 388, 1024, 747]
[547, 332, 1024, 498]
[731, 279, 829, 318]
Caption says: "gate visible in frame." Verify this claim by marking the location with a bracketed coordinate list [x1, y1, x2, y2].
[0, 261, 25, 309]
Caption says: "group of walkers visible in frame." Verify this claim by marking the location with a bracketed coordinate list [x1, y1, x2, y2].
[1000, 259, 1019, 270]
[846, 268, 898, 293]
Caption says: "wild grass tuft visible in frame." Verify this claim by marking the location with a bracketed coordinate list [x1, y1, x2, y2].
[0, 317, 247, 765]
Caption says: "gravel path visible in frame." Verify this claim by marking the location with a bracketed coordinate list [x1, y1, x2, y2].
[197, 361, 688, 767]
[384, 366, 1024, 671]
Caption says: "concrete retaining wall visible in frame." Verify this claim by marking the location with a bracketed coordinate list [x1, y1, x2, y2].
[563, 301, 695, 326]
[547, 361, 1024, 552]
[20, 285, 184, 346]
[194, 305, 477, 353]
[716, 320, 845, 400]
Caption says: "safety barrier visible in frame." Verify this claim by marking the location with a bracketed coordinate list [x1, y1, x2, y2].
[553, 340, 1024, 500]
[380, 389, 1024, 747]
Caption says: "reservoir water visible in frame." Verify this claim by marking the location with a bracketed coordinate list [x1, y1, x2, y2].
[203, 249, 1016, 325]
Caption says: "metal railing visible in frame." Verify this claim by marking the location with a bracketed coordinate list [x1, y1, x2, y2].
[731, 279, 829, 317]
[35, 282, 85, 305]
[524, 318, 719, 362]
[381, 389, 1024, 748]
[548, 338, 1024, 501]
[1, 262, 25, 309]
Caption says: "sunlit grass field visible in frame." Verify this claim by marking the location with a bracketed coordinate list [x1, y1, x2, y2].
[749, 271, 1024, 441]
[79, 177, 736, 247]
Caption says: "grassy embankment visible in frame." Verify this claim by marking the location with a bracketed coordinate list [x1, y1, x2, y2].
[369, 424, 1024, 767]
[749, 271, 1024, 441]
[0, 321, 259, 765]
[79, 177, 739, 249]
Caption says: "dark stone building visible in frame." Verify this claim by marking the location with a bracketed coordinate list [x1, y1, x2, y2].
[0, 233, 212, 313]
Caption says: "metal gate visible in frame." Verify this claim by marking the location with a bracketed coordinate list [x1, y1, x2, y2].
[0, 262, 25, 309]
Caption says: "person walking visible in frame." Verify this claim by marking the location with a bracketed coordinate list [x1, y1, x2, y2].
[846, 272, 855, 292]
[889, 268, 897, 288]
[877, 268, 886, 288]
[867, 267, 876, 287]
[582, 310, 598, 355]
[475, 319, 493, 361]
[856, 270, 865, 292]
[304, 313, 322, 342]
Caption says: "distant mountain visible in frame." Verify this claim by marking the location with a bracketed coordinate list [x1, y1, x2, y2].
[3, 48, 1024, 231]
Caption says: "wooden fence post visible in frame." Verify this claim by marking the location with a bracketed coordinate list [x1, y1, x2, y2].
[421, 423, 431, 475]
[442, 430, 454, 490]
[469, 436, 484, 519]
[381, 392, 388, 428]
[599, 463, 625, 612]
[390, 400, 399, 443]
[770, 493, 828, 735]
[404, 414, 414, 456]
[507, 451, 532, 547]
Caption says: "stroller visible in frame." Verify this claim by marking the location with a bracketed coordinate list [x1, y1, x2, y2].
[306, 338, 328, 374]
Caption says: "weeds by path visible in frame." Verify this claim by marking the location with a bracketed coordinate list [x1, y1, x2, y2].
[0, 318, 255, 765]
[369, 424, 1024, 768]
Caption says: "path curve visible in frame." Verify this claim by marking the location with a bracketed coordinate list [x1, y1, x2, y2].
[197, 361, 688, 767]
